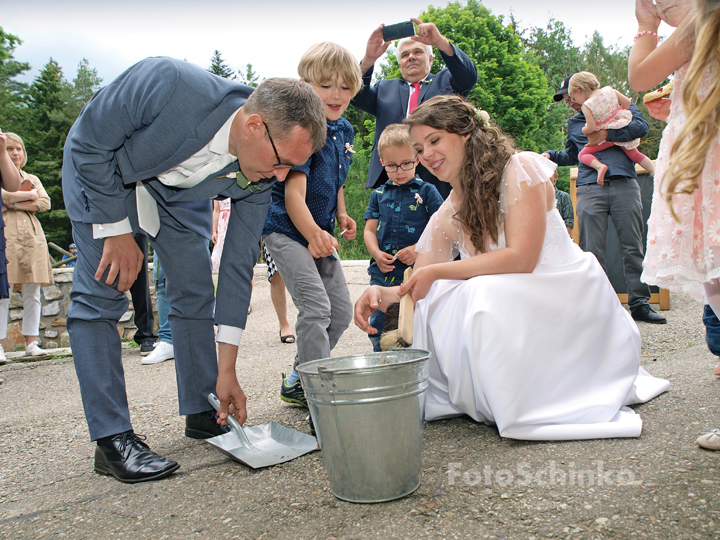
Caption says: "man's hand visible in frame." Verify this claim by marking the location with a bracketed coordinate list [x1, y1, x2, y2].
[361, 24, 391, 73]
[215, 373, 248, 426]
[411, 18, 453, 55]
[645, 98, 671, 122]
[541, 152, 551, 160]
[307, 230, 338, 259]
[587, 129, 608, 146]
[96, 233, 143, 291]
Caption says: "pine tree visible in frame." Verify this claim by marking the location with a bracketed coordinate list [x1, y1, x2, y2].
[208, 50, 235, 79]
[0, 27, 30, 130]
[23, 59, 75, 248]
[237, 63, 260, 87]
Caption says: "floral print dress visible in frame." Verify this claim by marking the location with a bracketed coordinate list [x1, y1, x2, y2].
[642, 65, 720, 302]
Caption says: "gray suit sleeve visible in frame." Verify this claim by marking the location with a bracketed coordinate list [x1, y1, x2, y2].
[64, 58, 179, 224]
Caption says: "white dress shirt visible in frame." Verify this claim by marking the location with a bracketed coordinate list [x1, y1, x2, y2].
[93, 109, 246, 345]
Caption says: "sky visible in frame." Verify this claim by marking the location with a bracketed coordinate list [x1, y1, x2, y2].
[4, 0, 676, 86]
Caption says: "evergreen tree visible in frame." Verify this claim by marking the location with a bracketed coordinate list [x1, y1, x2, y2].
[237, 63, 260, 87]
[23, 59, 75, 248]
[208, 50, 234, 79]
[0, 27, 30, 130]
[66, 58, 102, 118]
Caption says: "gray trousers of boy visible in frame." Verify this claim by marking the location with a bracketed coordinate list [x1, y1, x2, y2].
[264, 232, 352, 368]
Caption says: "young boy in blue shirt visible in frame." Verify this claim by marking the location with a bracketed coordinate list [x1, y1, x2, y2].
[263, 42, 362, 407]
[363, 124, 444, 351]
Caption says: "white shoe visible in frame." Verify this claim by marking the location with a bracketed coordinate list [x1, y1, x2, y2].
[697, 429, 720, 450]
[0, 344, 7, 365]
[141, 341, 174, 365]
[25, 340, 48, 357]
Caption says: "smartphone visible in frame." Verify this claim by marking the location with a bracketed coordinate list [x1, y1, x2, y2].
[382, 21, 415, 42]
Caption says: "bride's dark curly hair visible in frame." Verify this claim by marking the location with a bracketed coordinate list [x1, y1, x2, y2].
[404, 95, 516, 252]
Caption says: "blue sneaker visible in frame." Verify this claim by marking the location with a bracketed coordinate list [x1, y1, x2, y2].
[280, 373, 308, 408]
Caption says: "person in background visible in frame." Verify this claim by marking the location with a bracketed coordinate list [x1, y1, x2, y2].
[0, 128, 22, 368]
[62, 244, 78, 267]
[363, 123, 443, 351]
[352, 17, 478, 199]
[629, 0, 718, 448]
[0, 132, 54, 359]
[542, 74, 666, 324]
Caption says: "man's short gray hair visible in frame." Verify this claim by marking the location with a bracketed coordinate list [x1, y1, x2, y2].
[395, 38, 433, 62]
[244, 78, 327, 153]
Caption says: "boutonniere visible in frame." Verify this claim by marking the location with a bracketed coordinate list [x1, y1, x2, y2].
[217, 170, 262, 192]
[421, 79, 432, 86]
[344, 142, 356, 154]
[414, 193, 423, 205]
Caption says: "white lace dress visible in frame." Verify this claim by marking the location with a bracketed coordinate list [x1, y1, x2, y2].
[412, 152, 669, 440]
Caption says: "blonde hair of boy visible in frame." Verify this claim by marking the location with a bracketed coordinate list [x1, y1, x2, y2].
[568, 71, 601, 95]
[377, 124, 415, 161]
[298, 42, 363, 97]
[664, 0, 720, 220]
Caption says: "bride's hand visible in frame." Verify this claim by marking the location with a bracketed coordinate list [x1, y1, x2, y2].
[398, 266, 437, 303]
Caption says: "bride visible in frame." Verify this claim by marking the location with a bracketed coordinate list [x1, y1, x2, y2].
[353, 95, 669, 441]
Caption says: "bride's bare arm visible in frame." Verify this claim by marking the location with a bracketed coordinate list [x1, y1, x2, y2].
[399, 180, 549, 303]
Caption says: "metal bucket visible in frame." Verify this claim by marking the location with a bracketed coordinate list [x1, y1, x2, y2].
[297, 349, 431, 503]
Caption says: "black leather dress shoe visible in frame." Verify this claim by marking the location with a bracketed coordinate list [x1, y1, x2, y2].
[631, 304, 667, 324]
[94, 431, 179, 483]
[185, 410, 231, 439]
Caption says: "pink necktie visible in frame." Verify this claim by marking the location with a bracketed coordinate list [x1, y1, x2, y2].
[408, 82, 421, 115]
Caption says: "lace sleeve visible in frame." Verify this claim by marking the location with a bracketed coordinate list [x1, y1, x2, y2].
[499, 152, 557, 221]
[415, 200, 461, 263]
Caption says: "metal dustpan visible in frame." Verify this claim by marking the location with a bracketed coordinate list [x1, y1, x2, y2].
[205, 393, 318, 469]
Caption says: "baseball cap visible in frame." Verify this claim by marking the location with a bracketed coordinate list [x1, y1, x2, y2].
[553, 74, 574, 102]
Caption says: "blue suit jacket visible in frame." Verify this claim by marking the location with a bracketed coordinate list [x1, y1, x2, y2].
[351, 44, 478, 197]
[62, 57, 270, 329]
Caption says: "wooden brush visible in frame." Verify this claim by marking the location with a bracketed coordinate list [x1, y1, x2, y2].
[379, 268, 414, 350]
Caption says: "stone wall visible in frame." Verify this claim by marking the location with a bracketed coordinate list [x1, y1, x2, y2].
[1, 267, 155, 353]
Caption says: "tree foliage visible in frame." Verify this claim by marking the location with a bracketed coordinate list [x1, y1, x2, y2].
[208, 50, 234, 79]
[237, 63, 260, 87]
[0, 28, 30, 129]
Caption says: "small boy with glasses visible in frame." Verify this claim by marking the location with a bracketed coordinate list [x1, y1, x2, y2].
[363, 124, 443, 350]
[262, 42, 362, 411]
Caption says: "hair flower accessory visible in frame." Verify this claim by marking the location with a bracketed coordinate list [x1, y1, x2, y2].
[476, 109, 491, 126]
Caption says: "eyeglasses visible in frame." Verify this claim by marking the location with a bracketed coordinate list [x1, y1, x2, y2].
[263, 121, 293, 170]
[384, 160, 416, 173]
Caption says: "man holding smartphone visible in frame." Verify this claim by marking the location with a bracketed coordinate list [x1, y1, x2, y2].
[352, 17, 478, 199]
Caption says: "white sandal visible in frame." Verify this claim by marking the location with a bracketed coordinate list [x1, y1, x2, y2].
[696, 428, 720, 450]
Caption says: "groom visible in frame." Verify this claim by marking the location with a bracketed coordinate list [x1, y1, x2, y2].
[62, 57, 327, 483]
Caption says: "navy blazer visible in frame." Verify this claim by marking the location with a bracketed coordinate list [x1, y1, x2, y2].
[351, 43, 478, 196]
[62, 57, 270, 329]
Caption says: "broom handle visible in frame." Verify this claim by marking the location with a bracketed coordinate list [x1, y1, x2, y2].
[397, 267, 414, 346]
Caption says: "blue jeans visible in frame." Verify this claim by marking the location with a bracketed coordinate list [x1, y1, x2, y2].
[367, 275, 403, 352]
[154, 253, 171, 344]
[703, 305, 720, 357]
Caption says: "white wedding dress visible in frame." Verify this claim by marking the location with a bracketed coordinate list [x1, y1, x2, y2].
[413, 152, 669, 440]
